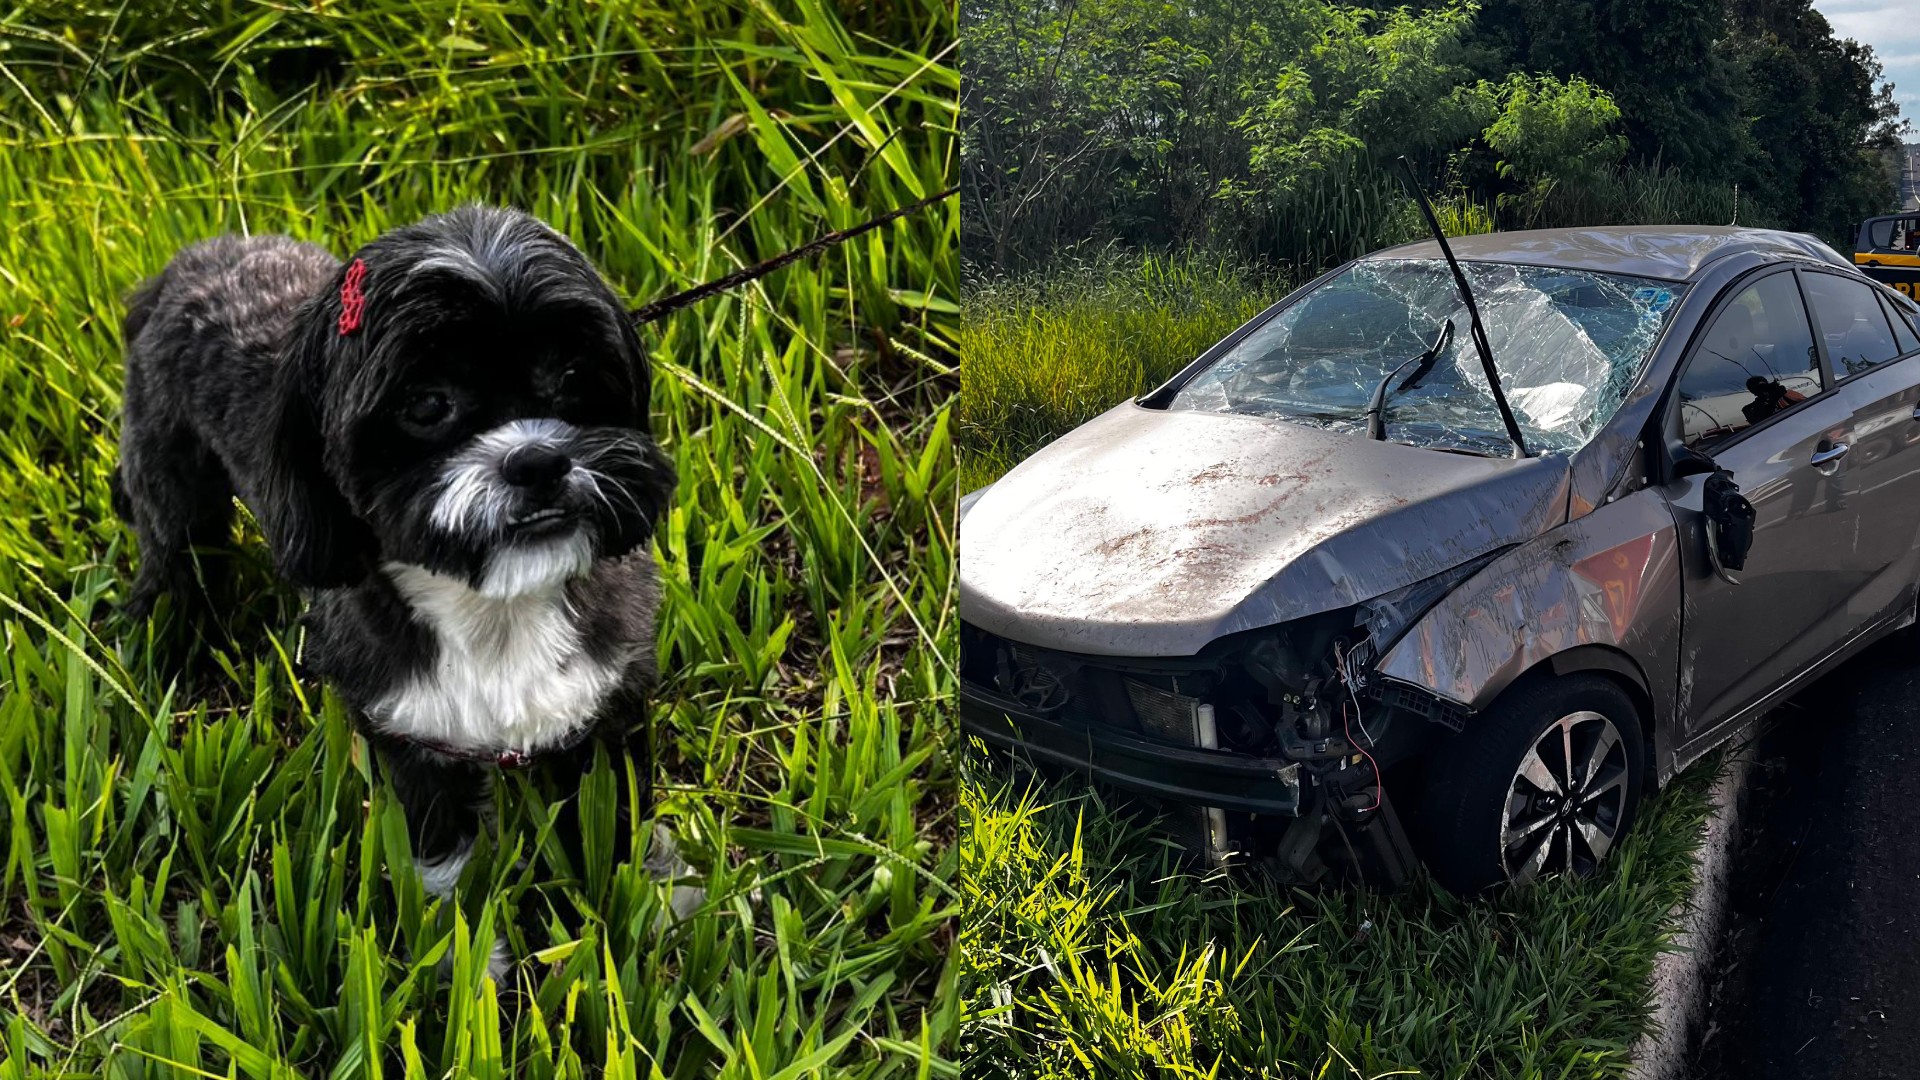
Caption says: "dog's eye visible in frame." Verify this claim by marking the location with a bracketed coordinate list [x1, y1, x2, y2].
[401, 390, 455, 429]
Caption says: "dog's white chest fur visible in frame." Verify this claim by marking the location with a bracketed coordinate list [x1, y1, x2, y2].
[373, 563, 623, 753]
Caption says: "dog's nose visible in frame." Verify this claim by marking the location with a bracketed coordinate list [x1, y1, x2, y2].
[501, 445, 572, 488]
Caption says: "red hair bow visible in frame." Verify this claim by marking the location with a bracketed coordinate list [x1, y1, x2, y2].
[337, 259, 368, 336]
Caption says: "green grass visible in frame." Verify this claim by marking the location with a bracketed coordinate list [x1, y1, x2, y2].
[1519, 164, 1772, 235]
[957, 251, 1278, 491]
[956, 257, 1725, 1077]
[0, 2, 955, 1076]
[960, 752, 1719, 1078]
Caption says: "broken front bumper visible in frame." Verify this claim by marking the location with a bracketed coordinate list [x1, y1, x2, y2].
[961, 679, 1304, 815]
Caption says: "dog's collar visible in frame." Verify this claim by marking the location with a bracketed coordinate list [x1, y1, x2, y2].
[406, 724, 595, 769]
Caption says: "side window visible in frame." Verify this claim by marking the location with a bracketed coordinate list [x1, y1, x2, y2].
[1802, 272, 1901, 377]
[1879, 291, 1920, 354]
[1676, 272, 1823, 450]
[1888, 217, 1920, 251]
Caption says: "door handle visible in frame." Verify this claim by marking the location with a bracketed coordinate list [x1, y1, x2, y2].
[1810, 441, 1850, 467]
[1911, 403, 1920, 420]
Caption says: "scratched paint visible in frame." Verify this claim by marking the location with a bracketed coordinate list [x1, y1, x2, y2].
[1376, 489, 1682, 735]
[959, 402, 1572, 657]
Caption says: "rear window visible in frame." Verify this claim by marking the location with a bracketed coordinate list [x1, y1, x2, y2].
[1881, 292, 1920, 354]
[1803, 273, 1901, 377]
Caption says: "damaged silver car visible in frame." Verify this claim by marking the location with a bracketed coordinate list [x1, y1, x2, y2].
[961, 226, 1920, 893]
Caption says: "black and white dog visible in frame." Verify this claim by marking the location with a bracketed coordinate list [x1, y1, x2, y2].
[113, 207, 690, 969]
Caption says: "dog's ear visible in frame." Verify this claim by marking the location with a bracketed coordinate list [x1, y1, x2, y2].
[256, 284, 376, 589]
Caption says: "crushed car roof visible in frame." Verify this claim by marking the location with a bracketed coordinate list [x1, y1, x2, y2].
[1366, 226, 1853, 282]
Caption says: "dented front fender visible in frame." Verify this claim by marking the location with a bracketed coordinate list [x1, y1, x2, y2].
[1376, 487, 1683, 768]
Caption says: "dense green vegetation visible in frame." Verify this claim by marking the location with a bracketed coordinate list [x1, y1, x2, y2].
[961, 0, 1904, 272]
[0, 1, 955, 1076]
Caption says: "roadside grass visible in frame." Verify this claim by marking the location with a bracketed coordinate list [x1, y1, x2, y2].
[960, 749, 1719, 1078]
[957, 251, 1277, 490]
[0, 2, 955, 1077]
[957, 257, 1724, 1076]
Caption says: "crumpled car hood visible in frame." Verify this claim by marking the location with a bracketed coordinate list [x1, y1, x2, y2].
[960, 403, 1572, 657]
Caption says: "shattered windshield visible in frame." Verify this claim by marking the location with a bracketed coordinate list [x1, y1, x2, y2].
[1167, 259, 1685, 455]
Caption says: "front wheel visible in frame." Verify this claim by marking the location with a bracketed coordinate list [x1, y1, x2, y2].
[1413, 673, 1646, 895]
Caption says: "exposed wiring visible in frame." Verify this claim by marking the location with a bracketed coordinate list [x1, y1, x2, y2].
[1337, 642, 1377, 747]
[1334, 641, 1383, 814]
[1342, 699, 1383, 814]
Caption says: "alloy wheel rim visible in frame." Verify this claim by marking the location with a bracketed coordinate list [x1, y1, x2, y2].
[1498, 710, 1630, 884]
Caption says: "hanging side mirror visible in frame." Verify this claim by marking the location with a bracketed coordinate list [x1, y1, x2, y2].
[1702, 468, 1756, 584]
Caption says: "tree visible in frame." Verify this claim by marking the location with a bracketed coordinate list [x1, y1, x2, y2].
[960, 0, 1904, 271]
[1721, 0, 1904, 240]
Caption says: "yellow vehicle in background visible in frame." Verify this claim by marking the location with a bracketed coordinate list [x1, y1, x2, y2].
[1854, 213, 1920, 297]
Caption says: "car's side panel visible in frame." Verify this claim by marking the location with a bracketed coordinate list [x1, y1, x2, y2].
[1657, 267, 1920, 740]
[1665, 386, 1874, 732]
[1799, 271, 1920, 631]
[1826, 353, 1920, 626]
[1374, 489, 1683, 772]
[1665, 600, 1912, 776]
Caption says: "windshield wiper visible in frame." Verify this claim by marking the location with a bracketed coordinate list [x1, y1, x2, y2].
[1396, 158, 1529, 458]
[1365, 318, 1455, 441]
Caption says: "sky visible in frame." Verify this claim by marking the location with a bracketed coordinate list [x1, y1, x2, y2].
[1814, 0, 1919, 134]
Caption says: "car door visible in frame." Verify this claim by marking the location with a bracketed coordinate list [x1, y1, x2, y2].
[1662, 268, 1866, 739]
[1798, 269, 1920, 619]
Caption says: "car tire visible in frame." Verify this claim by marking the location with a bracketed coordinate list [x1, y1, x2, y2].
[1413, 673, 1647, 895]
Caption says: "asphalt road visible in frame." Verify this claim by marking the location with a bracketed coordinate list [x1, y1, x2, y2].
[1693, 634, 1920, 1078]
